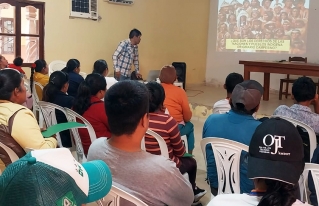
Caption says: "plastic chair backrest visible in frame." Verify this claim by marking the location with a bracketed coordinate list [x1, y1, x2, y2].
[299, 163, 319, 203]
[181, 135, 189, 153]
[200, 137, 249, 194]
[272, 115, 317, 161]
[37, 101, 65, 147]
[96, 184, 148, 206]
[0, 142, 19, 175]
[142, 129, 169, 159]
[32, 81, 43, 103]
[49, 60, 66, 75]
[64, 108, 97, 163]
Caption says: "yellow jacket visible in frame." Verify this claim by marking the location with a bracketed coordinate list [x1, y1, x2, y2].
[33, 72, 49, 100]
[0, 101, 57, 171]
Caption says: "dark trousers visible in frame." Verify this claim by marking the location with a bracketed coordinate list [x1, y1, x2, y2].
[179, 157, 197, 191]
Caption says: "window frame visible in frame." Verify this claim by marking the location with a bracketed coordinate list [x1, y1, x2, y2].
[0, 0, 45, 66]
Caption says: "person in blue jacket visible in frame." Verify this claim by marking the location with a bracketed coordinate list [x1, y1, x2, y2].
[202, 80, 263, 196]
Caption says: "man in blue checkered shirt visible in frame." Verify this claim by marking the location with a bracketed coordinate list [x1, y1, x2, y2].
[112, 29, 142, 81]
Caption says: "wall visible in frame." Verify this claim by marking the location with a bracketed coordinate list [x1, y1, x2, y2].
[206, 0, 319, 91]
[24, 0, 210, 84]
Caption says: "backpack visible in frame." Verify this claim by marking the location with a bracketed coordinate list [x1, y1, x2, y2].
[0, 109, 26, 166]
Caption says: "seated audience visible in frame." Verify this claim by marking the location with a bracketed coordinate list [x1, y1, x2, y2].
[87, 80, 193, 206]
[213, 72, 244, 114]
[0, 148, 112, 205]
[145, 82, 206, 205]
[203, 80, 263, 195]
[62, 59, 84, 97]
[274, 76, 319, 134]
[30, 59, 49, 101]
[92, 59, 118, 89]
[0, 69, 57, 171]
[159, 65, 195, 154]
[208, 118, 309, 206]
[8, 56, 26, 75]
[43, 71, 74, 147]
[73, 73, 111, 155]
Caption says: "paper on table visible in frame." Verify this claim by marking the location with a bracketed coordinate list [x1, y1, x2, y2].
[41, 122, 85, 138]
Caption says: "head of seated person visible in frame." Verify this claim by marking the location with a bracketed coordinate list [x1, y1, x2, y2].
[0, 148, 112, 205]
[0, 69, 26, 105]
[73, 73, 106, 115]
[224, 72, 244, 98]
[230, 80, 263, 115]
[62, 59, 81, 74]
[209, 118, 305, 206]
[159, 65, 176, 84]
[30, 59, 48, 93]
[146, 81, 165, 113]
[92, 59, 108, 77]
[42, 71, 69, 102]
[105, 80, 149, 148]
[292, 76, 316, 106]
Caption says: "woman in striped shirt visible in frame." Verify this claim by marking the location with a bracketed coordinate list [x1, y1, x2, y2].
[145, 82, 206, 205]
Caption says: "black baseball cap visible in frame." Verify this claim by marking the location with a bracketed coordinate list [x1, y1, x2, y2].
[247, 117, 305, 185]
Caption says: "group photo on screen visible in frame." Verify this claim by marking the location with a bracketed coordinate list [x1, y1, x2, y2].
[216, 0, 309, 54]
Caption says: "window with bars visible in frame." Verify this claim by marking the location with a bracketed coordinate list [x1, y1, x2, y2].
[0, 0, 44, 65]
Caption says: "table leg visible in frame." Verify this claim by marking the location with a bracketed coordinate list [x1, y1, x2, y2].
[263, 73, 270, 101]
[244, 67, 250, 80]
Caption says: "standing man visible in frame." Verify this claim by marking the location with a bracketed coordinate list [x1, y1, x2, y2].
[112, 28, 142, 81]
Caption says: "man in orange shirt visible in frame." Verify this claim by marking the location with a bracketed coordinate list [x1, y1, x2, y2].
[159, 65, 195, 154]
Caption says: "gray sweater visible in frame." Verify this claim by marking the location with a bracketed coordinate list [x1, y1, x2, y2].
[87, 138, 194, 206]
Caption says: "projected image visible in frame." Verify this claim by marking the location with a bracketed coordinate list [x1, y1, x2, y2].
[216, 0, 309, 54]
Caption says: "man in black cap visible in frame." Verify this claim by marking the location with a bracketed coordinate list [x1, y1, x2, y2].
[208, 118, 309, 206]
[203, 80, 263, 196]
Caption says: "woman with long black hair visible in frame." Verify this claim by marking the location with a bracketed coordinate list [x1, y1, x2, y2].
[30, 59, 49, 100]
[61, 59, 84, 97]
[73, 73, 111, 155]
[0, 69, 57, 171]
[42, 71, 74, 147]
[92, 59, 117, 89]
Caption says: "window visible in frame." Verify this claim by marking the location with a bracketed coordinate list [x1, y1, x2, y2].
[0, 0, 44, 65]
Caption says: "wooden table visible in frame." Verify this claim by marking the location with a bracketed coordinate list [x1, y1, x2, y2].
[239, 60, 319, 101]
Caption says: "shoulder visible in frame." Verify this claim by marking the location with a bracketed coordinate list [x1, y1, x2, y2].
[90, 137, 107, 149]
[208, 194, 259, 206]
[213, 99, 230, 108]
[274, 105, 290, 114]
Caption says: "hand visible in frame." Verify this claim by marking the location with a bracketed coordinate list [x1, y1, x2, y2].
[115, 71, 121, 78]
[136, 73, 142, 79]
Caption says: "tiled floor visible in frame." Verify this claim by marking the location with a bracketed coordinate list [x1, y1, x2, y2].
[90, 85, 297, 206]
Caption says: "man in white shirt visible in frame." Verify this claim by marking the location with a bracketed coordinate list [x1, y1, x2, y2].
[213, 72, 243, 114]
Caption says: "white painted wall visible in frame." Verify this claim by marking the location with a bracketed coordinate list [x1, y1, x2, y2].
[206, 0, 319, 91]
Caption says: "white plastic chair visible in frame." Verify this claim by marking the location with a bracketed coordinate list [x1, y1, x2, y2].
[181, 135, 189, 153]
[64, 108, 97, 163]
[142, 129, 169, 159]
[200, 137, 249, 195]
[0, 142, 19, 175]
[48, 60, 66, 75]
[299, 163, 319, 203]
[32, 81, 44, 128]
[272, 115, 317, 161]
[96, 184, 148, 206]
[37, 101, 66, 148]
